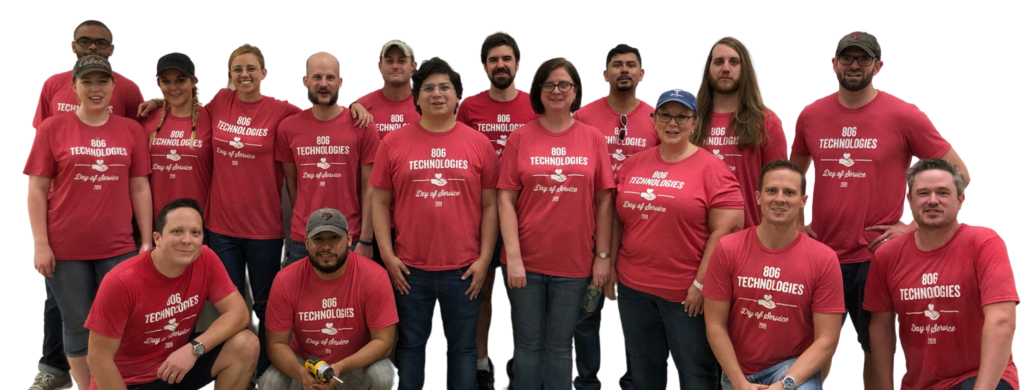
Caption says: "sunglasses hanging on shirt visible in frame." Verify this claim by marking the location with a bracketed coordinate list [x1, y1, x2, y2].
[618, 114, 628, 143]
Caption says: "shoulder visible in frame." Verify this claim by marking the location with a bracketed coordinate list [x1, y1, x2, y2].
[112, 71, 141, 91]
[637, 100, 655, 115]
[456, 122, 490, 142]
[38, 112, 75, 132]
[575, 97, 606, 117]
[109, 114, 144, 133]
[461, 90, 489, 106]
[279, 109, 312, 128]
[210, 88, 235, 106]
[957, 224, 1002, 246]
[356, 89, 381, 105]
[797, 234, 840, 262]
[874, 232, 914, 265]
[798, 93, 839, 118]
[106, 251, 149, 285]
[43, 71, 73, 88]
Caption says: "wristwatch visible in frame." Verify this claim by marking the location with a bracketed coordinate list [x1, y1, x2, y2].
[598, 252, 608, 259]
[189, 340, 205, 357]
[782, 376, 796, 389]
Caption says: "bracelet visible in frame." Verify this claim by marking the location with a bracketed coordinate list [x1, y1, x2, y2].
[692, 279, 703, 291]
[151, 98, 161, 106]
[356, 240, 373, 246]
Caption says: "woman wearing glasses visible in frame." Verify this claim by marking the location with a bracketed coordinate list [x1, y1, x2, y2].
[370, 57, 499, 390]
[497, 58, 614, 390]
[614, 89, 744, 389]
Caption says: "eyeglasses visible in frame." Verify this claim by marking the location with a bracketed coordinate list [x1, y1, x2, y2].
[655, 112, 696, 125]
[618, 115, 628, 142]
[837, 55, 875, 66]
[75, 37, 111, 49]
[422, 83, 453, 94]
[541, 82, 574, 93]
[232, 66, 260, 75]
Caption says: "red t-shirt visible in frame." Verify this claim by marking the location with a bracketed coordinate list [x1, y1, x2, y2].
[863, 225, 1019, 390]
[791, 91, 951, 263]
[33, 70, 145, 128]
[276, 109, 380, 242]
[703, 228, 845, 375]
[497, 120, 615, 277]
[455, 90, 539, 160]
[266, 253, 398, 364]
[369, 122, 499, 270]
[356, 89, 421, 139]
[701, 111, 787, 229]
[615, 147, 744, 301]
[142, 107, 214, 223]
[85, 246, 236, 388]
[24, 113, 151, 260]
[574, 97, 659, 178]
[205, 89, 301, 239]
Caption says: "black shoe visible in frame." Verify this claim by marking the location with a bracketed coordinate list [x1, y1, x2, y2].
[506, 358, 515, 390]
[477, 357, 495, 390]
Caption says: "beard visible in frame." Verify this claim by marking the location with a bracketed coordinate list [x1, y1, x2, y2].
[310, 249, 348, 274]
[837, 70, 873, 92]
[711, 77, 740, 94]
[307, 88, 340, 106]
[489, 69, 514, 90]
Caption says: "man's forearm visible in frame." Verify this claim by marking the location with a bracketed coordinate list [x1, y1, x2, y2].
[706, 324, 747, 385]
[334, 339, 392, 374]
[976, 308, 1015, 389]
[89, 357, 128, 390]
[783, 337, 838, 385]
[268, 343, 309, 382]
[194, 306, 248, 352]
[870, 315, 897, 390]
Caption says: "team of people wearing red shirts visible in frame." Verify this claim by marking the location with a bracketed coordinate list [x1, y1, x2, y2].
[24, 19, 1016, 390]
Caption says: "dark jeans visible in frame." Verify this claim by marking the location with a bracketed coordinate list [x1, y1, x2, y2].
[39, 283, 70, 374]
[575, 295, 634, 390]
[395, 265, 482, 390]
[955, 377, 1015, 390]
[285, 239, 308, 266]
[207, 231, 283, 376]
[617, 282, 718, 390]
[504, 266, 590, 390]
[125, 338, 224, 390]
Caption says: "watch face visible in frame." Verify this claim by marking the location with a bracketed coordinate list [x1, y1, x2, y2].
[782, 377, 796, 389]
[193, 342, 205, 355]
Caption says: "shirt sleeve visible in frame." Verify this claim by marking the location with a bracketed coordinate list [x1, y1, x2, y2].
[761, 112, 788, 165]
[85, 275, 133, 339]
[480, 137, 500, 189]
[359, 119, 381, 166]
[203, 248, 238, 304]
[790, 109, 810, 157]
[862, 245, 895, 312]
[455, 102, 470, 126]
[265, 268, 297, 333]
[701, 242, 733, 302]
[497, 132, 523, 190]
[811, 251, 846, 314]
[902, 105, 951, 160]
[364, 266, 399, 330]
[709, 165, 745, 210]
[24, 123, 56, 178]
[32, 80, 51, 129]
[274, 122, 294, 163]
[974, 234, 1020, 307]
[128, 123, 152, 177]
[369, 140, 394, 191]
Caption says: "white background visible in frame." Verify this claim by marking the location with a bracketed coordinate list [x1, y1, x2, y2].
[1, 1, 1020, 389]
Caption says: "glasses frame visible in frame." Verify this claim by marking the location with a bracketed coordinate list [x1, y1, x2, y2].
[655, 112, 696, 125]
[541, 82, 574, 93]
[837, 55, 875, 67]
[75, 37, 111, 49]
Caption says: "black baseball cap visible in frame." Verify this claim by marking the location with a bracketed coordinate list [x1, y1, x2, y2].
[836, 31, 881, 60]
[156, 52, 195, 77]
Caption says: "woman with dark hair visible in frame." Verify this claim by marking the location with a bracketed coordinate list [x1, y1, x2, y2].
[370, 57, 499, 390]
[497, 58, 614, 389]
[614, 89, 744, 389]
[25, 54, 152, 390]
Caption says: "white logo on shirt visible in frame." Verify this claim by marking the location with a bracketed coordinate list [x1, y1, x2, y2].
[163, 318, 180, 332]
[321, 322, 338, 335]
[430, 173, 449, 186]
[497, 135, 508, 146]
[757, 294, 777, 309]
[611, 149, 627, 161]
[551, 169, 568, 182]
[166, 150, 181, 162]
[229, 137, 244, 149]
[640, 188, 656, 201]
[317, 158, 331, 170]
[839, 153, 855, 167]
[713, 149, 725, 160]
[91, 159, 109, 172]
[907, 303, 958, 321]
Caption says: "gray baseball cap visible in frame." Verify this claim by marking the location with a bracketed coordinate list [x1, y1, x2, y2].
[73, 54, 113, 79]
[836, 31, 881, 60]
[306, 208, 349, 238]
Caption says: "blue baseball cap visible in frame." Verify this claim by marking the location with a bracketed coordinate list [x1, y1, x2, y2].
[655, 89, 697, 111]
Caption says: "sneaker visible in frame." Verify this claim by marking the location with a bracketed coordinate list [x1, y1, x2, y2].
[506, 358, 514, 390]
[28, 371, 72, 390]
[477, 358, 495, 390]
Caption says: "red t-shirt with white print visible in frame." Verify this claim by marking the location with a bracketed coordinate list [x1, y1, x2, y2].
[791, 91, 951, 264]
[205, 89, 300, 239]
[574, 97, 659, 178]
[356, 89, 421, 140]
[456, 90, 539, 160]
[33, 70, 145, 128]
[863, 225, 1019, 390]
[701, 111, 787, 229]
[85, 246, 236, 388]
[615, 147, 744, 301]
[142, 106, 214, 222]
[497, 120, 615, 278]
[369, 122, 499, 270]
[276, 109, 380, 242]
[703, 228, 845, 375]
[266, 253, 398, 364]
[24, 113, 151, 260]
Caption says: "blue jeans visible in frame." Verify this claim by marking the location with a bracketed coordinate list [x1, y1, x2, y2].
[721, 357, 822, 390]
[40, 283, 70, 374]
[618, 282, 718, 390]
[954, 376, 1015, 390]
[285, 239, 308, 266]
[207, 231, 283, 376]
[45, 251, 137, 357]
[395, 265, 482, 390]
[503, 266, 590, 390]
[575, 295, 634, 390]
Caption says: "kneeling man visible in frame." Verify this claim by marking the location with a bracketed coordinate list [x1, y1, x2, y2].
[704, 160, 845, 390]
[87, 198, 258, 390]
[866, 159, 1018, 390]
[261, 208, 397, 390]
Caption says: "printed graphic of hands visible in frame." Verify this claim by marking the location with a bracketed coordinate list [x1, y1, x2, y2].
[924, 304, 941, 320]
[321, 323, 338, 335]
[317, 158, 331, 170]
[497, 135, 507, 146]
[92, 160, 109, 172]
[229, 137, 244, 149]
[838, 153, 855, 167]
[550, 169, 567, 183]
[757, 294, 776, 309]
[163, 319, 179, 332]
[713, 149, 725, 160]
[640, 189, 656, 201]
[430, 173, 448, 186]
[166, 150, 181, 162]
[612, 149, 627, 161]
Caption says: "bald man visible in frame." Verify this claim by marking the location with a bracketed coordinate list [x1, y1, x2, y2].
[276, 52, 381, 266]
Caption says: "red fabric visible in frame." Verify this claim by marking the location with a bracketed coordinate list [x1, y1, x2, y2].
[24, 113, 151, 260]
[33, 70, 145, 128]
[615, 148, 743, 301]
[700, 111, 787, 228]
[864, 225, 1019, 390]
[85, 247, 236, 388]
[276, 109, 380, 242]
[142, 107, 214, 223]
[574, 97, 659, 178]
[456, 90, 539, 160]
[791, 92, 951, 263]
[703, 228, 845, 375]
[204, 89, 300, 239]
[356, 89, 421, 139]
[266, 253, 398, 365]
[369, 122, 498, 270]
[497, 120, 615, 277]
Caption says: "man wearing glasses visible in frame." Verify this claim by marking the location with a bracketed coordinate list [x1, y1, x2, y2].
[571, 43, 658, 390]
[790, 31, 971, 389]
[28, 19, 144, 390]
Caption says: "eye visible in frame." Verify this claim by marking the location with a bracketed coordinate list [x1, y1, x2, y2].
[713, 59, 723, 65]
